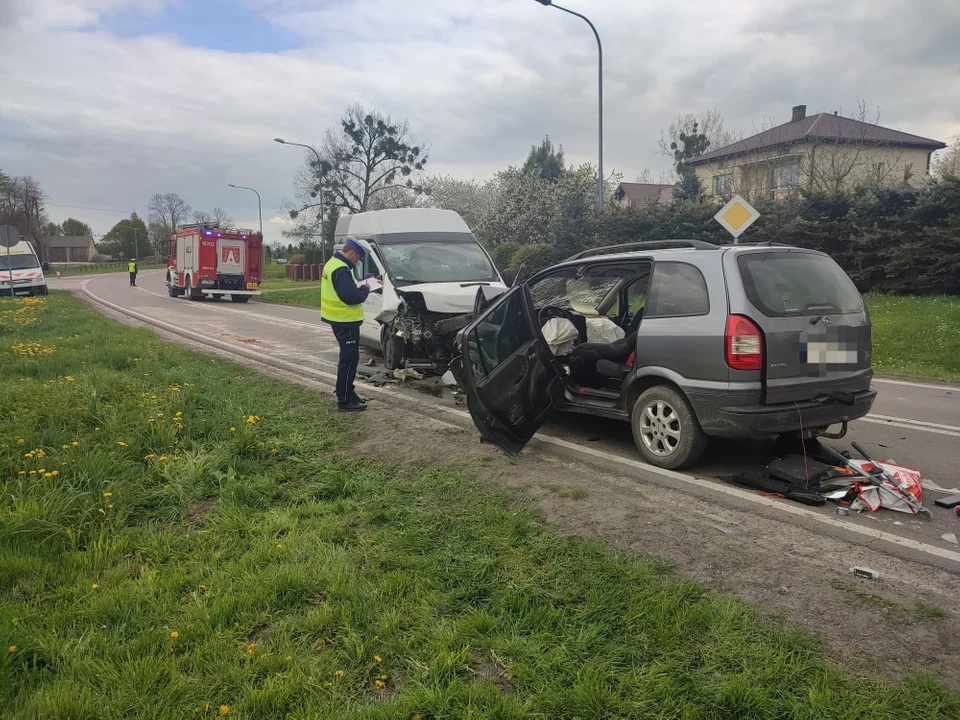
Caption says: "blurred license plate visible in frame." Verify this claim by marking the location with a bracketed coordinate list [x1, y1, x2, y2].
[246, 282, 259, 290]
[804, 341, 857, 364]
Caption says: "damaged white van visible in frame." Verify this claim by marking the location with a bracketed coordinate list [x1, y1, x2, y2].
[0, 240, 47, 297]
[334, 209, 507, 372]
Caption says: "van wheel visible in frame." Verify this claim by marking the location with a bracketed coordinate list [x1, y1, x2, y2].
[381, 325, 404, 370]
[631, 385, 707, 469]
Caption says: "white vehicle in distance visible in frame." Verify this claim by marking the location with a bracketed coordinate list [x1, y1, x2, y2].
[0, 240, 48, 297]
[334, 208, 507, 373]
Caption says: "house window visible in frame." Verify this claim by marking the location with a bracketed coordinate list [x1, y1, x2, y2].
[713, 174, 733, 196]
[771, 162, 800, 190]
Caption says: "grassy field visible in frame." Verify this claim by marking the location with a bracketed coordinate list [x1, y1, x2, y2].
[256, 287, 320, 308]
[1, 293, 958, 719]
[865, 294, 960, 382]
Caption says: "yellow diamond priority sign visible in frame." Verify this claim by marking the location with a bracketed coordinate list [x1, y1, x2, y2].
[714, 194, 760, 242]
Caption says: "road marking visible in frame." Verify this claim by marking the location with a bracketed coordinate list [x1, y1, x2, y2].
[860, 414, 960, 438]
[79, 285, 960, 566]
[874, 377, 959, 392]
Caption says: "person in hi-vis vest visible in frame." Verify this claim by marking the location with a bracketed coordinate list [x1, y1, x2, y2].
[320, 237, 372, 411]
[128, 260, 138, 287]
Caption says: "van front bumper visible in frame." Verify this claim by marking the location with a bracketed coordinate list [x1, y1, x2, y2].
[2, 283, 47, 297]
[701, 389, 877, 437]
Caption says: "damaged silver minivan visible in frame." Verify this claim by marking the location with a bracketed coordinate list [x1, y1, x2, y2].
[452, 240, 876, 469]
[335, 209, 507, 373]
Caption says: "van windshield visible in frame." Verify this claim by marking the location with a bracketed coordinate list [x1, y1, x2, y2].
[379, 239, 499, 286]
[0, 254, 40, 271]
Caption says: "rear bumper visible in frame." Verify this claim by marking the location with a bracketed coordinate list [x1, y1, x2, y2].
[200, 289, 261, 296]
[707, 389, 877, 437]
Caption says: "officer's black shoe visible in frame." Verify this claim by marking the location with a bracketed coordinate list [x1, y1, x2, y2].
[338, 401, 367, 412]
[349, 395, 368, 407]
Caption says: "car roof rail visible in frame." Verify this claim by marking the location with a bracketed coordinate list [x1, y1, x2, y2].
[564, 239, 719, 262]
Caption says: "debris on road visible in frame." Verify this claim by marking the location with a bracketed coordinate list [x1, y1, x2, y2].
[934, 493, 960, 509]
[441, 370, 458, 387]
[851, 567, 880, 581]
[362, 371, 398, 387]
[942, 533, 959, 545]
[366, 358, 377, 367]
[393, 368, 424, 382]
[819, 443, 931, 518]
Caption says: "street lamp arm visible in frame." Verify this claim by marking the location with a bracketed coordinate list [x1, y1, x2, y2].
[550, 4, 602, 54]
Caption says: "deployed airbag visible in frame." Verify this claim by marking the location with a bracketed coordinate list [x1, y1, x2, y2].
[541, 318, 579, 356]
[585, 316, 626, 344]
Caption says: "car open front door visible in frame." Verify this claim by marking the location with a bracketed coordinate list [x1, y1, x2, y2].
[457, 285, 565, 456]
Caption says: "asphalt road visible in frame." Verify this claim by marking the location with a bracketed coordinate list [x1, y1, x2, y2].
[63, 270, 960, 556]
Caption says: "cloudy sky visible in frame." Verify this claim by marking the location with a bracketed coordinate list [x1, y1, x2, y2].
[2, 0, 958, 244]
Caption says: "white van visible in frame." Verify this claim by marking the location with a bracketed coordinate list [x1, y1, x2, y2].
[333, 208, 506, 372]
[0, 241, 47, 297]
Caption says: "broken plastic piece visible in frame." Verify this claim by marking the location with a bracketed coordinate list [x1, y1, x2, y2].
[942, 533, 959, 546]
[934, 493, 960, 509]
[851, 567, 879, 580]
[366, 358, 377, 367]
[441, 370, 458, 387]
[393, 368, 424, 382]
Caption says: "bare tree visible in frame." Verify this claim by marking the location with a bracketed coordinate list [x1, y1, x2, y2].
[148, 193, 192, 231]
[932, 135, 960, 179]
[0, 172, 47, 259]
[288, 104, 428, 221]
[658, 108, 739, 179]
[191, 209, 210, 224]
[210, 206, 233, 229]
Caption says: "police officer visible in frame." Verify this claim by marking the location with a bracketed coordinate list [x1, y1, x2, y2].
[320, 237, 371, 411]
[128, 260, 138, 287]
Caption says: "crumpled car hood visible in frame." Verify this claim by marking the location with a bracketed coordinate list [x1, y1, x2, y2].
[377, 280, 507, 322]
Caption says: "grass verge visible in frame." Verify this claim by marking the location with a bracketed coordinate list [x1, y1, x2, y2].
[255, 287, 320, 308]
[1, 293, 958, 719]
[866, 293, 960, 382]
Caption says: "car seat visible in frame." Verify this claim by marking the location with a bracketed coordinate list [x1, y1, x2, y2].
[567, 332, 637, 388]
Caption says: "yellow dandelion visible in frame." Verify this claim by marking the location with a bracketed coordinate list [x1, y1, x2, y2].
[117, 441, 127, 447]
[380, 674, 388, 680]
[43, 473, 52, 478]
[16, 438, 23, 444]
[170, 631, 179, 638]
[324, 681, 332, 687]
[8, 645, 15, 653]
[204, 704, 210, 713]
[103, 492, 112, 497]
[180, 596, 187, 603]
[91, 583, 98, 590]
[375, 680, 384, 688]
[71, 441, 79, 447]
[11, 618, 18, 626]
[230, 427, 236, 433]
[285, 655, 292, 661]
[199, 584, 207, 592]
[276, 543, 283, 549]
[17, 471, 25, 476]
[38, 468, 45, 473]
[94, 427, 100, 431]
[219, 706, 229, 716]
[374, 655, 382, 663]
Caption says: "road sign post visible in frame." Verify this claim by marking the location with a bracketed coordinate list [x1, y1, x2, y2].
[714, 194, 761, 243]
[0, 225, 22, 298]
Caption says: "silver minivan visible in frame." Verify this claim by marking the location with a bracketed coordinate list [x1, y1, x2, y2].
[452, 241, 875, 469]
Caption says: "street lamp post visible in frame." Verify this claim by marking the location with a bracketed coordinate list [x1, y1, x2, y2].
[227, 184, 263, 236]
[274, 137, 327, 263]
[535, 0, 604, 211]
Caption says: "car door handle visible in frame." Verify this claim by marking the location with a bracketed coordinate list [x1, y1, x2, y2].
[515, 355, 528, 383]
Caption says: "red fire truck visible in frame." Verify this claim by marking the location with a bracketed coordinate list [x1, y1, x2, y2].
[166, 224, 263, 302]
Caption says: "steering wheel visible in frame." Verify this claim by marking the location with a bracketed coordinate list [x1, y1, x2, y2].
[538, 306, 578, 328]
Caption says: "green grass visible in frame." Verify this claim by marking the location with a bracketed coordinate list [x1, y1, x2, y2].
[256, 287, 320, 308]
[1, 293, 958, 719]
[866, 294, 960, 382]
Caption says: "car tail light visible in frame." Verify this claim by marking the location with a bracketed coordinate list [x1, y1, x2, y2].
[725, 315, 763, 371]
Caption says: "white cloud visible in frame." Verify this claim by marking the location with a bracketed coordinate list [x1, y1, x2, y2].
[2, 0, 958, 246]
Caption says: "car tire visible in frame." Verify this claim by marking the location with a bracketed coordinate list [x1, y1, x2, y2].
[230, 295, 250, 303]
[381, 325, 404, 370]
[631, 385, 707, 470]
[186, 278, 203, 301]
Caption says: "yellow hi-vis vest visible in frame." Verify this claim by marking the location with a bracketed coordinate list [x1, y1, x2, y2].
[128, 262, 136, 272]
[320, 256, 364, 323]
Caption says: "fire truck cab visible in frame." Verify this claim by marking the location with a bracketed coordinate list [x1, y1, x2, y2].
[166, 224, 263, 302]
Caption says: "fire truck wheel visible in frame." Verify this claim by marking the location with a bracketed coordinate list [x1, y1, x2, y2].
[186, 279, 204, 301]
[231, 295, 250, 303]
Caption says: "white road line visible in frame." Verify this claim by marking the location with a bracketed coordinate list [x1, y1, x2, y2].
[860, 415, 960, 438]
[80, 286, 960, 566]
[873, 377, 959, 392]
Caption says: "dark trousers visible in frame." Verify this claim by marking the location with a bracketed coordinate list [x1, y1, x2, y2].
[129, 272, 137, 286]
[331, 323, 361, 405]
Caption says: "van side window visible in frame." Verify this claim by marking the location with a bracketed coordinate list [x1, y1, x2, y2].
[645, 262, 710, 317]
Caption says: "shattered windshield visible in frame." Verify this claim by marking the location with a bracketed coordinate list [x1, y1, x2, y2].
[379, 240, 499, 286]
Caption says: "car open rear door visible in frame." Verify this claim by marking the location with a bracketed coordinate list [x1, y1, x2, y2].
[456, 285, 565, 455]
